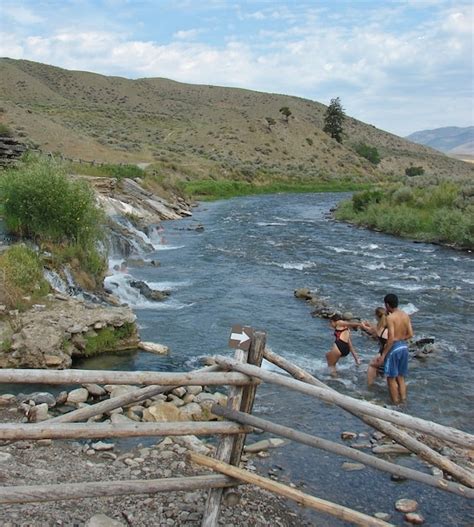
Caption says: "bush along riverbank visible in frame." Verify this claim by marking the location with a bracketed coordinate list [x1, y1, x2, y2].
[0, 154, 192, 368]
[334, 180, 474, 250]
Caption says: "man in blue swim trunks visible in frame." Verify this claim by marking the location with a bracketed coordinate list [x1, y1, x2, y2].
[375, 293, 414, 405]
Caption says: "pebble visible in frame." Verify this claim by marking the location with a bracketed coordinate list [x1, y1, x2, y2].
[405, 512, 425, 524]
[374, 512, 391, 520]
[395, 498, 418, 513]
[341, 431, 357, 440]
[92, 441, 114, 451]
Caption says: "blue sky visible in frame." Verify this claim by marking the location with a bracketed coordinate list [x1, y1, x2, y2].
[1, 0, 472, 136]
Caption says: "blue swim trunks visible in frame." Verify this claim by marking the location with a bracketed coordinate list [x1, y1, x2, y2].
[384, 340, 409, 378]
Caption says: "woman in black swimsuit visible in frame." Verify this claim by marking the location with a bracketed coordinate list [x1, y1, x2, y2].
[361, 307, 388, 386]
[326, 314, 361, 375]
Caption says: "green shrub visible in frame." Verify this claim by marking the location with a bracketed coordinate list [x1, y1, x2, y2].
[84, 322, 136, 357]
[0, 244, 49, 309]
[391, 186, 414, 205]
[0, 156, 104, 245]
[354, 143, 381, 165]
[352, 189, 384, 212]
[405, 166, 424, 177]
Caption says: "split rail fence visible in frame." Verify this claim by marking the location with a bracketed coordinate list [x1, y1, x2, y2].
[0, 329, 473, 527]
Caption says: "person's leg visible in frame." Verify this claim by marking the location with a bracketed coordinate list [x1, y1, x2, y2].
[367, 358, 378, 386]
[326, 345, 341, 375]
[386, 377, 400, 404]
[398, 376, 407, 403]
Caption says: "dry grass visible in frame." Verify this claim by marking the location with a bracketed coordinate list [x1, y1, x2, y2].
[0, 57, 472, 184]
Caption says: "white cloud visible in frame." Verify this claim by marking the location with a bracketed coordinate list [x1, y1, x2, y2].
[173, 29, 202, 40]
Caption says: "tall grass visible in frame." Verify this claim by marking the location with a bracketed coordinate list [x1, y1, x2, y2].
[182, 179, 370, 201]
[335, 182, 474, 249]
[63, 161, 145, 180]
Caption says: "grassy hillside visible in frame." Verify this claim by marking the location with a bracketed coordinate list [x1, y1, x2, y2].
[1, 58, 472, 188]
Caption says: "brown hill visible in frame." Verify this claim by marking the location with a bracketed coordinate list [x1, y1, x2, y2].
[0, 58, 472, 183]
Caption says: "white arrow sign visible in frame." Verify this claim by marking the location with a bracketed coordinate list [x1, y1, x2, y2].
[230, 330, 251, 345]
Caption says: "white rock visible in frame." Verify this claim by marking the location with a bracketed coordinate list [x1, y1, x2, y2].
[83, 384, 106, 397]
[110, 413, 134, 424]
[244, 438, 286, 453]
[405, 512, 425, 525]
[374, 512, 391, 520]
[186, 385, 203, 396]
[92, 441, 114, 451]
[138, 341, 169, 354]
[27, 403, 50, 422]
[372, 444, 410, 455]
[172, 435, 210, 455]
[180, 403, 203, 421]
[342, 462, 365, 471]
[67, 388, 89, 404]
[171, 387, 187, 398]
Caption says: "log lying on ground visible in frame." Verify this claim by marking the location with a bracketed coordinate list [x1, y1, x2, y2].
[213, 355, 474, 451]
[212, 406, 473, 499]
[189, 452, 393, 527]
[263, 348, 474, 489]
[49, 365, 222, 424]
[0, 421, 253, 441]
[0, 475, 235, 505]
[0, 369, 255, 387]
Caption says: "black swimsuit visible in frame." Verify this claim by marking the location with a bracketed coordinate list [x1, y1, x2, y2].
[334, 327, 350, 357]
[377, 328, 388, 374]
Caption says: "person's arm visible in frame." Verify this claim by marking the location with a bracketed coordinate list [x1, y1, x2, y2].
[360, 321, 377, 337]
[380, 315, 395, 362]
[406, 316, 414, 340]
[348, 334, 361, 365]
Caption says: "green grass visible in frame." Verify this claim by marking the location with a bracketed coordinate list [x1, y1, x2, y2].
[335, 182, 474, 249]
[83, 323, 136, 357]
[0, 244, 50, 309]
[182, 179, 371, 200]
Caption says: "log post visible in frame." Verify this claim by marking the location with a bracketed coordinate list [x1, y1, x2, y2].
[262, 348, 474, 489]
[190, 453, 394, 527]
[229, 330, 266, 467]
[201, 345, 249, 527]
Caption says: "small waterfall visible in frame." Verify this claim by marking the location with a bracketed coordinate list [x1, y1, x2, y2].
[43, 269, 68, 293]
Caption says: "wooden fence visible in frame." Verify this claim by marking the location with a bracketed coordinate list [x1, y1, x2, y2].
[0, 329, 473, 527]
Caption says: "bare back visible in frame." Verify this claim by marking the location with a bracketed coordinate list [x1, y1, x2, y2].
[387, 309, 414, 341]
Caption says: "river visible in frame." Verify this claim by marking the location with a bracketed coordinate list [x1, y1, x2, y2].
[96, 192, 473, 526]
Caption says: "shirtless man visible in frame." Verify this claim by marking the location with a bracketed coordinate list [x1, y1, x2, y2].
[374, 293, 414, 405]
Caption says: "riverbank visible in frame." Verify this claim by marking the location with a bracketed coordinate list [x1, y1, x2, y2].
[0, 400, 311, 527]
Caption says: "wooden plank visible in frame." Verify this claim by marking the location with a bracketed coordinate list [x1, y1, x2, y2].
[212, 406, 473, 499]
[0, 369, 255, 386]
[189, 452, 394, 527]
[0, 421, 253, 441]
[49, 365, 221, 424]
[213, 355, 474, 450]
[0, 475, 234, 504]
[229, 330, 266, 467]
[263, 348, 474, 488]
[201, 347, 248, 527]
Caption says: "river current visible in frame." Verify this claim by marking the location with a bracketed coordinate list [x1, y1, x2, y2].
[97, 193, 473, 526]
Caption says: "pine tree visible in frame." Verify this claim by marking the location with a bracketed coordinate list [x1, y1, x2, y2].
[323, 97, 345, 143]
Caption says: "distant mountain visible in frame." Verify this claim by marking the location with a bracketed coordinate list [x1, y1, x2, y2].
[406, 126, 474, 156]
[0, 58, 472, 181]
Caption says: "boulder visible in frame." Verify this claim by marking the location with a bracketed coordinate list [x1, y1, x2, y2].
[17, 392, 56, 407]
[179, 403, 203, 421]
[67, 388, 89, 404]
[83, 384, 106, 397]
[129, 280, 170, 301]
[143, 402, 183, 422]
[27, 403, 50, 422]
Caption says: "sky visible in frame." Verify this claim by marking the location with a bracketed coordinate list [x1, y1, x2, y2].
[0, 0, 473, 136]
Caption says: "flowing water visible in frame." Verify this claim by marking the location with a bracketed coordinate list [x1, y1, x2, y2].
[84, 193, 473, 525]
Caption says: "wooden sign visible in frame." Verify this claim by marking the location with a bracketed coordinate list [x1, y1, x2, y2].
[228, 325, 253, 351]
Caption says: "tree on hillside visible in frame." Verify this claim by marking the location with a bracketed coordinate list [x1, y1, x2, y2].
[323, 97, 345, 143]
[279, 106, 292, 123]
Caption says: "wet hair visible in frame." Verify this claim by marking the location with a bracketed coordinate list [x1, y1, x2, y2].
[384, 293, 399, 308]
[375, 307, 387, 330]
[330, 313, 342, 322]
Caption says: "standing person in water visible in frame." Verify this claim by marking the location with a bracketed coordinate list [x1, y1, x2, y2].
[361, 307, 388, 386]
[375, 293, 414, 405]
[326, 314, 361, 375]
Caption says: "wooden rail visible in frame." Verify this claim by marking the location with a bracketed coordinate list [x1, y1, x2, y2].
[0, 328, 472, 527]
